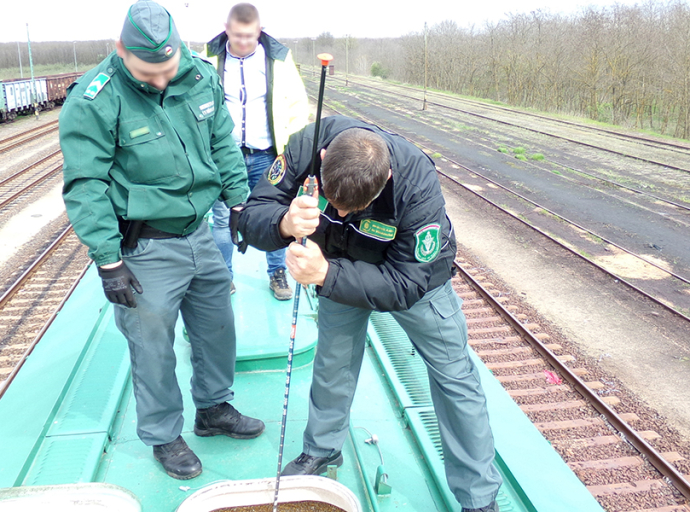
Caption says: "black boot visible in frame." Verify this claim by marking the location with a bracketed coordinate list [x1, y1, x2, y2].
[462, 501, 499, 512]
[152, 436, 202, 480]
[281, 452, 344, 476]
[194, 402, 265, 439]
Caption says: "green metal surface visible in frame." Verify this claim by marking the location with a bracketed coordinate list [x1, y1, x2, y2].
[231, 248, 317, 372]
[0, 244, 604, 511]
[0, 268, 109, 488]
[367, 311, 604, 512]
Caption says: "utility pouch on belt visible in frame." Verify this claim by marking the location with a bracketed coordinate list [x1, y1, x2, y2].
[119, 219, 144, 249]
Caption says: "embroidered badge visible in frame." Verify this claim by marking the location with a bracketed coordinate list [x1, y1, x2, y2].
[83, 73, 111, 100]
[267, 154, 287, 185]
[414, 224, 441, 263]
[360, 219, 397, 241]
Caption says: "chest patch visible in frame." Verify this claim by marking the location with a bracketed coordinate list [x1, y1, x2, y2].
[199, 100, 214, 116]
[414, 224, 441, 263]
[267, 154, 287, 185]
[129, 126, 151, 139]
[359, 219, 397, 241]
[83, 73, 111, 100]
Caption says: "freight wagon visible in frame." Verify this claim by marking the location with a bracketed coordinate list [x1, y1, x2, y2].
[0, 72, 79, 122]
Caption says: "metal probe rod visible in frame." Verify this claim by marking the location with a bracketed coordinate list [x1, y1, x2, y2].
[273, 53, 333, 512]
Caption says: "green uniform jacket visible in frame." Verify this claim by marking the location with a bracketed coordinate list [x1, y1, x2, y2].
[60, 45, 249, 267]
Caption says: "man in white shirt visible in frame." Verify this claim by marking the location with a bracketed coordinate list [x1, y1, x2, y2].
[207, 2, 308, 300]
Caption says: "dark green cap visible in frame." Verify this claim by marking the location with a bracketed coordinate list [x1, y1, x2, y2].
[121, 0, 181, 63]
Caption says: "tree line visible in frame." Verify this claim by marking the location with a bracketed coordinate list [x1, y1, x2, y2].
[3, 0, 690, 139]
[288, 0, 690, 140]
[0, 40, 210, 76]
[0, 40, 115, 72]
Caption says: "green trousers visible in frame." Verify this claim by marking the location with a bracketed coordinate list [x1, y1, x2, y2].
[114, 222, 236, 446]
[303, 280, 502, 509]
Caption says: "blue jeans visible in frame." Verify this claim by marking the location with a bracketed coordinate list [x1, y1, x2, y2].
[212, 149, 285, 278]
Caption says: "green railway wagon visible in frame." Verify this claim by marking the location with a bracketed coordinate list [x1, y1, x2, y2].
[0, 244, 603, 512]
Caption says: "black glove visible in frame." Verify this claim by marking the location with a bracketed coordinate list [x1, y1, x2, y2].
[230, 204, 248, 254]
[97, 261, 143, 308]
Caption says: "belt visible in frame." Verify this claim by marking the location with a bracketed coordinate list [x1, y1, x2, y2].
[139, 223, 184, 239]
[240, 146, 275, 156]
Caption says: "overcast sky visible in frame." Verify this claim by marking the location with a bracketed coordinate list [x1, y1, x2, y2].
[2, 0, 647, 43]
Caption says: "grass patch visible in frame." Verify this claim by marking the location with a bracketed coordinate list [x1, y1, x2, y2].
[431, 152, 443, 159]
[497, 146, 509, 153]
[551, 170, 562, 175]
[529, 153, 545, 161]
[585, 233, 604, 244]
[515, 154, 527, 161]
[512, 147, 526, 154]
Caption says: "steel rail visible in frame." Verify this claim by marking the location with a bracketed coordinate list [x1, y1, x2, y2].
[0, 258, 90, 400]
[454, 259, 690, 502]
[309, 93, 690, 324]
[329, 73, 690, 156]
[309, 79, 690, 502]
[322, 75, 690, 214]
[0, 120, 59, 147]
[0, 225, 73, 310]
[438, 155, 690, 286]
[319, 74, 690, 175]
[0, 125, 60, 153]
[0, 150, 62, 188]
[549, 158, 690, 213]
[433, 158, 690, 322]
[0, 164, 62, 210]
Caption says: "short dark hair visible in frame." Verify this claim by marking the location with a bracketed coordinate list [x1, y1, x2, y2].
[321, 128, 390, 212]
[228, 3, 260, 25]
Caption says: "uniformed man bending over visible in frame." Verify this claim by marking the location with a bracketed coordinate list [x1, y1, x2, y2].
[238, 115, 502, 512]
[59, 0, 264, 480]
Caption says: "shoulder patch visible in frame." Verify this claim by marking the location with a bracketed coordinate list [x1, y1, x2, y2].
[83, 73, 111, 100]
[267, 154, 287, 185]
[359, 219, 397, 241]
[414, 224, 441, 263]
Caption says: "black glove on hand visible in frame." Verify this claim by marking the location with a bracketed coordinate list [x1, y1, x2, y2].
[230, 204, 248, 254]
[97, 261, 143, 308]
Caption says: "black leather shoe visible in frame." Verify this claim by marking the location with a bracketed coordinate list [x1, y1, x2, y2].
[462, 501, 499, 512]
[281, 452, 344, 476]
[194, 402, 265, 439]
[152, 436, 202, 480]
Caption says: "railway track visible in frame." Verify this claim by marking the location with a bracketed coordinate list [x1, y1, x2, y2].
[0, 224, 90, 398]
[454, 256, 690, 511]
[0, 151, 63, 212]
[0, 120, 60, 153]
[310, 85, 690, 320]
[303, 81, 690, 510]
[0, 162, 63, 219]
[326, 74, 690, 173]
[318, 74, 690, 216]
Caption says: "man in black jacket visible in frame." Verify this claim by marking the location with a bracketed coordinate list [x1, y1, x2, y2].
[238, 116, 502, 512]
